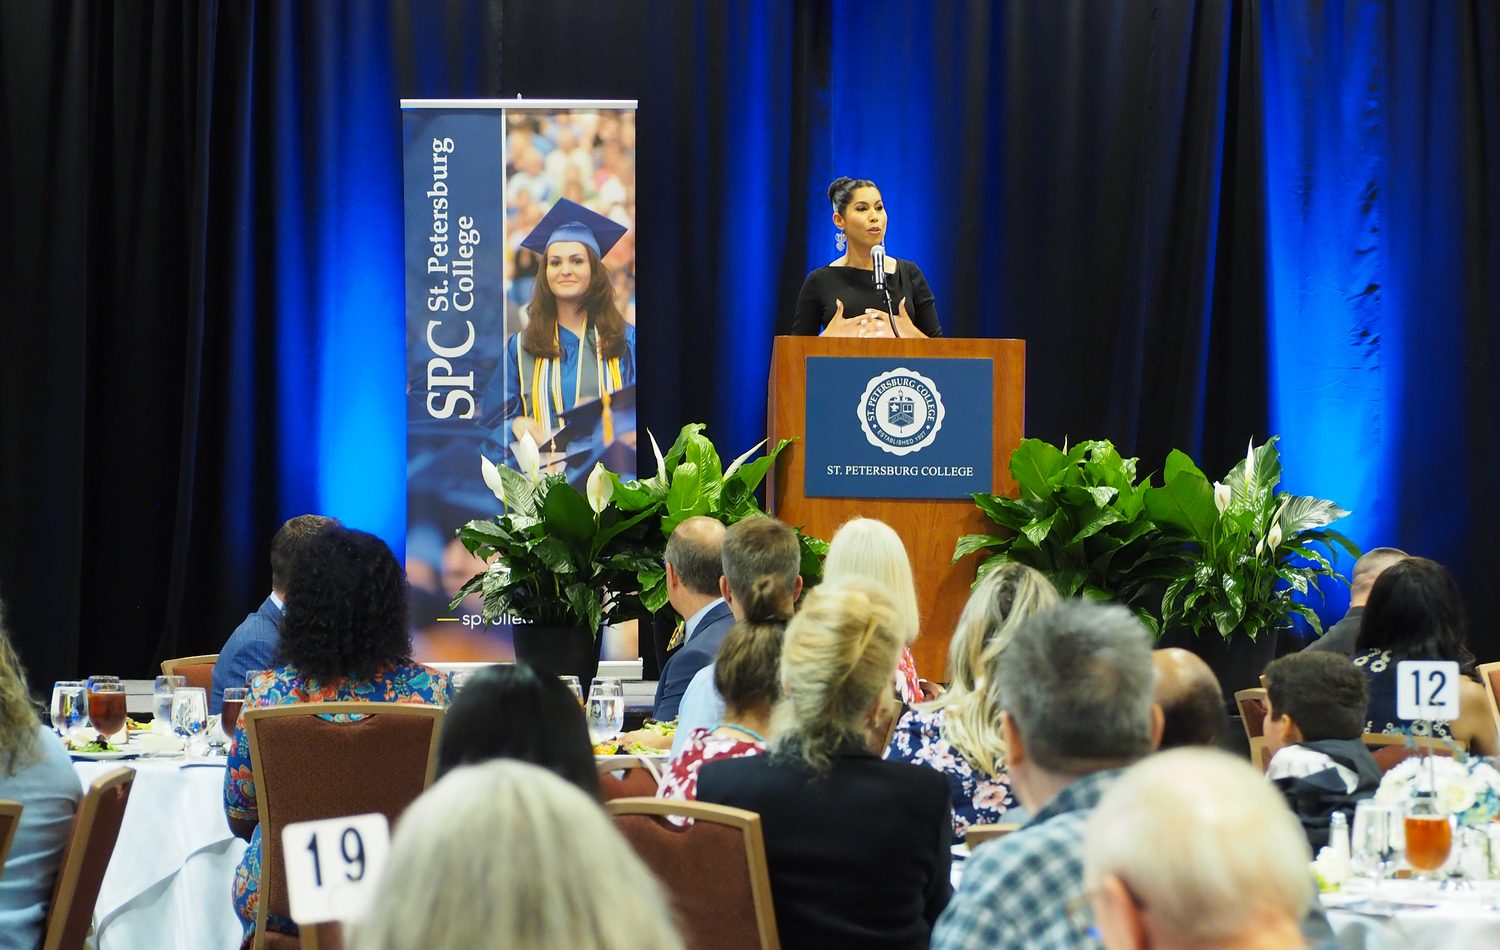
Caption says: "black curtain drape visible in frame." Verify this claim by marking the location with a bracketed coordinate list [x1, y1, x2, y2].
[2, 0, 1497, 691]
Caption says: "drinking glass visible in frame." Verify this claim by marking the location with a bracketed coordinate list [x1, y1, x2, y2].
[560, 675, 584, 704]
[245, 669, 269, 688]
[50, 681, 88, 737]
[212, 687, 248, 753]
[1351, 800, 1402, 893]
[154, 675, 186, 724]
[1404, 794, 1453, 886]
[171, 686, 209, 752]
[86, 680, 127, 743]
[587, 681, 625, 742]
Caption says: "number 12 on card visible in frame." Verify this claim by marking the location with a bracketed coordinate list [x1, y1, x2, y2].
[1395, 660, 1461, 722]
[281, 813, 391, 924]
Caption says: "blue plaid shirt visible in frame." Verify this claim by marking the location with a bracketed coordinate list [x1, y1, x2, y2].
[931, 768, 1124, 950]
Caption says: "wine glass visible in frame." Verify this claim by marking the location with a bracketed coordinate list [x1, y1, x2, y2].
[171, 686, 209, 753]
[560, 675, 584, 704]
[1404, 793, 1453, 889]
[86, 680, 127, 745]
[153, 675, 186, 727]
[587, 680, 625, 743]
[50, 681, 88, 738]
[1352, 800, 1402, 894]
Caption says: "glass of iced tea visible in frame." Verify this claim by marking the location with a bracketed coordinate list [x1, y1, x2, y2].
[1404, 794, 1453, 883]
[86, 680, 127, 743]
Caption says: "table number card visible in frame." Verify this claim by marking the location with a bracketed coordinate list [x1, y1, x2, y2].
[1395, 660, 1461, 722]
[281, 813, 391, 924]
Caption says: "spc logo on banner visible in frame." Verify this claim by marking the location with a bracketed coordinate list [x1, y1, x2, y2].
[857, 367, 946, 456]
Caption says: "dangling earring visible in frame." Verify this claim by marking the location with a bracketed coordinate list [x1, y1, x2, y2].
[835, 230, 847, 252]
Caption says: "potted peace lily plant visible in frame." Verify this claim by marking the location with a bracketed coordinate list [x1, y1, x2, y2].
[451, 434, 661, 684]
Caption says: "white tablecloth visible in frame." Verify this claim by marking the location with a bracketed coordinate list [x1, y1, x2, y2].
[74, 757, 246, 950]
[1322, 879, 1500, 950]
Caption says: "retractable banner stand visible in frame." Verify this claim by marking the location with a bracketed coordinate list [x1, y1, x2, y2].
[400, 99, 639, 662]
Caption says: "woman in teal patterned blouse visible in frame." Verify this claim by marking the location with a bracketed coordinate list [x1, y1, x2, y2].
[222, 527, 450, 948]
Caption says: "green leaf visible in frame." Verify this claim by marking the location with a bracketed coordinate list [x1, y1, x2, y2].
[1049, 569, 1087, 598]
[662, 461, 707, 536]
[1070, 506, 1124, 543]
[540, 481, 597, 548]
[532, 537, 577, 573]
[1162, 449, 1205, 484]
[954, 533, 1011, 561]
[1009, 439, 1069, 499]
[663, 424, 707, 474]
[1277, 493, 1351, 536]
[684, 433, 724, 506]
[496, 464, 538, 515]
[564, 582, 603, 633]
[641, 580, 670, 614]
[1143, 471, 1219, 539]
[728, 453, 778, 497]
[1019, 510, 1060, 546]
[607, 474, 662, 512]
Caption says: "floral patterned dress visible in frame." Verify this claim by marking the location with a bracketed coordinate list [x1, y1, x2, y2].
[1353, 647, 1456, 740]
[895, 647, 921, 705]
[224, 661, 450, 946]
[883, 706, 1016, 839]
[658, 727, 765, 824]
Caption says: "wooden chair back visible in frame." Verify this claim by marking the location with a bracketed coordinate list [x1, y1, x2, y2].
[243, 702, 444, 950]
[299, 922, 343, 950]
[0, 800, 22, 874]
[41, 767, 134, 950]
[160, 654, 219, 693]
[963, 823, 1021, 849]
[1362, 732, 1466, 773]
[1477, 662, 1500, 744]
[1233, 688, 1270, 770]
[607, 797, 780, 950]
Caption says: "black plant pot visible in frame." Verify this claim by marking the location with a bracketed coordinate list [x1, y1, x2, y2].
[512, 625, 604, 685]
[1157, 627, 1279, 704]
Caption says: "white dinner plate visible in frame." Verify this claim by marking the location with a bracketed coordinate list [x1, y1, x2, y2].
[69, 749, 141, 761]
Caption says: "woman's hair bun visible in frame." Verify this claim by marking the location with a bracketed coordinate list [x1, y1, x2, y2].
[742, 574, 796, 625]
[826, 176, 854, 202]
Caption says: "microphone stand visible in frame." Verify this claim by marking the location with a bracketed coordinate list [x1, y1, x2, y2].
[871, 245, 900, 338]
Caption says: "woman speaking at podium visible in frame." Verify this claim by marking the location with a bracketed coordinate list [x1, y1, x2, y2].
[790, 177, 942, 339]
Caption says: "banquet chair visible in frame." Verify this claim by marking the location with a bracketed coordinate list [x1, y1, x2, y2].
[1477, 661, 1500, 741]
[963, 823, 1020, 849]
[1233, 688, 1270, 770]
[1362, 732, 1465, 773]
[244, 702, 445, 950]
[0, 800, 22, 873]
[299, 921, 343, 950]
[607, 797, 780, 950]
[596, 757, 662, 800]
[41, 766, 134, 950]
[160, 653, 219, 693]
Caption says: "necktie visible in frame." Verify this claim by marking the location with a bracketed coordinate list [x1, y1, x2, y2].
[666, 620, 686, 652]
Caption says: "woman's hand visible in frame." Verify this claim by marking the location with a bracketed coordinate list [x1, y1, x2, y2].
[820, 299, 893, 338]
[891, 299, 928, 339]
[511, 415, 547, 445]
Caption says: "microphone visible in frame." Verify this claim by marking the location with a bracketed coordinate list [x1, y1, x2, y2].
[871, 244, 887, 294]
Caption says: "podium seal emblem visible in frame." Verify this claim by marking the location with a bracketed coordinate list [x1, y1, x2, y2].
[857, 367, 945, 456]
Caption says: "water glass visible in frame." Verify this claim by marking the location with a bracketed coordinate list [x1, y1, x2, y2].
[587, 681, 625, 742]
[154, 675, 186, 724]
[171, 686, 209, 751]
[50, 681, 88, 737]
[245, 669, 269, 687]
[1352, 800, 1402, 891]
[560, 675, 583, 704]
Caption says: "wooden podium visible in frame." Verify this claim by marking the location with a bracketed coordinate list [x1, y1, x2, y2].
[766, 336, 1025, 680]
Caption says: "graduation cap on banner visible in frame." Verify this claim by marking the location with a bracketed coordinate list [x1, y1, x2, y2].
[519, 197, 628, 259]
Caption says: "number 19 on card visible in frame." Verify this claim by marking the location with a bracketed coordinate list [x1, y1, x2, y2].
[282, 813, 391, 924]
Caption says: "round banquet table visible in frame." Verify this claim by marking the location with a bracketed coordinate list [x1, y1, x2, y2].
[1321, 878, 1500, 950]
[73, 756, 246, 950]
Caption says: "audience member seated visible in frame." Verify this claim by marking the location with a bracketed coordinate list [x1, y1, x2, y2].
[434, 662, 600, 798]
[885, 563, 1058, 839]
[1084, 748, 1338, 950]
[1151, 647, 1228, 750]
[1351, 557, 1498, 755]
[657, 575, 791, 807]
[349, 759, 685, 950]
[0, 615, 82, 950]
[223, 527, 451, 948]
[1261, 652, 1379, 850]
[1302, 547, 1406, 656]
[697, 578, 952, 950]
[210, 514, 338, 713]
[670, 517, 804, 755]
[651, 516, 730, 722]
[931, 601, 1161, 950]
[822, 518, 924, 703]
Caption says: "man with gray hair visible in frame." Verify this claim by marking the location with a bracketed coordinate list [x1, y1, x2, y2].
[651, 516, 730, 720]
[1085, 748, 1338, 950]
[931, 601, 1162, 950]
[1303, 547, 1407, 655]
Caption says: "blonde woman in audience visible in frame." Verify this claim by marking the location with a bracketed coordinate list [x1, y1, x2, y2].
[822, 517, 924, 703]
[1085, 748, 1339, 950]
[0, 611, 82, 950]
[885, 563, 1058, 839]
[697, 578, 952, 950]
[351, 760, 684, 950]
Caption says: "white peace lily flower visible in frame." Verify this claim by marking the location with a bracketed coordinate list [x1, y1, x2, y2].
[480, 455, 506, 504]
[723, 438, 768, 480]
[1267, 523, 1283, 550]
[1213, 482, 1231, 515]
[515, 431, 542, 483]
[1255, 538, 1265, 558]
[586, 462, 613, 514]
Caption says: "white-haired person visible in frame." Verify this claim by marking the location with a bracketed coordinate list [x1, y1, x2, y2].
[885, 563, 1058, 839]
[822, 517, 924, 703]
[696, 578, 952, 950]
[1085, 748, 1339, 950]
[349, 759, 684, 950]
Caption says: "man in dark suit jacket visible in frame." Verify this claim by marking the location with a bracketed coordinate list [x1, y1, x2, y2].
[209, 514, 338, 713]
[652, 516, 730, 720]
[1303, 547, 1407, 656]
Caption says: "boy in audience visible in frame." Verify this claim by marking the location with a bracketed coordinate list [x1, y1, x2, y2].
[1261, 652, 1380, 849]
